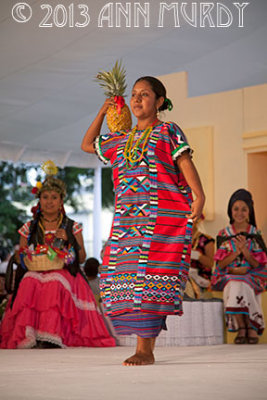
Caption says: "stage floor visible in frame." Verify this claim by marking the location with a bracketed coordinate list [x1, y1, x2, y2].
[1, 344, 267, 400]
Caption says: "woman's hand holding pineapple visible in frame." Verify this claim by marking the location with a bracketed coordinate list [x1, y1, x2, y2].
[99, 98, 115, 115]
[81, 61, 132, 154]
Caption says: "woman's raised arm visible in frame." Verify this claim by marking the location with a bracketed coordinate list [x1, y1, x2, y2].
[81, 98, 114, 153]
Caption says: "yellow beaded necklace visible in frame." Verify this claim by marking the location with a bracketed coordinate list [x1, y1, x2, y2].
[123, 120, 158, 169]
[39, 213, 63, 236]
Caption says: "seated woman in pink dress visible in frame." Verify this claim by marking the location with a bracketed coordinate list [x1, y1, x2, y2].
[211, 189, 267, 344]
[0, 173, 116, 349]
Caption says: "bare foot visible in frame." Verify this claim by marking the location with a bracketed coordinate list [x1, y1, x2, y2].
[123, 351, 155, 366]
[123, 337, 155, 366]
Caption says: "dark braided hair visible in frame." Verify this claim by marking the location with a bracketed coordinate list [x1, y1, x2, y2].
[28, 202, 44, 246]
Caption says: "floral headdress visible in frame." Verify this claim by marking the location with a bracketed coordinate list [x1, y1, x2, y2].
[31, 160, 66, 199]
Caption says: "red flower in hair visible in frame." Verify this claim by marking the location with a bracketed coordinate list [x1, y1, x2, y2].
[31, 204, 39, 217]
[31, 187, 38, 194]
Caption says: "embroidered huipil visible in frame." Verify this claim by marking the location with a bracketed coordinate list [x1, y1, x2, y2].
[211, 225, 267, 294]
[95, 122, 193, 316]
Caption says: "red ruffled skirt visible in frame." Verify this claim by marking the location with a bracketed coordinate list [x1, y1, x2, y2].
[0, 270, 116, 349]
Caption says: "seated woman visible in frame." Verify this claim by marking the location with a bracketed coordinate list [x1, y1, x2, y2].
[185, 216, 215, 299]
[211, 189, 267, 344]
[0, 168, 116, 349]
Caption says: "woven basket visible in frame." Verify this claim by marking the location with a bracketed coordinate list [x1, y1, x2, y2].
[24, 253, 64, 271]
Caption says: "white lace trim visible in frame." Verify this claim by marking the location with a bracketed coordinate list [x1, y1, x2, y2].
[25, 271, 97, 311]
[172, 144, 192, 161]
[18, 326, 65, 348]
[94, 136, 109, 164]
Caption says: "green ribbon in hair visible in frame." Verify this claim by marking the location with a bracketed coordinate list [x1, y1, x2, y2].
[165, 98, 173, 111]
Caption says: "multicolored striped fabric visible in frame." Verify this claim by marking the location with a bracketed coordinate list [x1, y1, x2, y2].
[110, 312, 166, 338]
[95, 122, 193, 318]
[211, 224, 267, 294]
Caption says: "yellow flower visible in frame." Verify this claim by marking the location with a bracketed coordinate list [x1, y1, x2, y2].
[42, 160, 58, 176]
[36, 181, 42, 189]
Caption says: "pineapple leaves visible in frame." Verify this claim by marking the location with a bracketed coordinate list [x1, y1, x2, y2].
[95, 60, 127, 97]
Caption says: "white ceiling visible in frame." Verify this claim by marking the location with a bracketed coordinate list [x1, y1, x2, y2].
[1, 0, 267, 167]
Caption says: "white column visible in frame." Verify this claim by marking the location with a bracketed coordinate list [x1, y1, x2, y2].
[93, 166, 102, 260]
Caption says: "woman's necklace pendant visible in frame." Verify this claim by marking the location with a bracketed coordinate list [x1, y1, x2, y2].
[124, 122, 155, 169]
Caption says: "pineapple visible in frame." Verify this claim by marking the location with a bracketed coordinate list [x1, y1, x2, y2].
[95, 60, 132, 132]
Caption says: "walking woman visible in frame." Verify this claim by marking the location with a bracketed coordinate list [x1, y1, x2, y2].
[81, 76, 205, 365]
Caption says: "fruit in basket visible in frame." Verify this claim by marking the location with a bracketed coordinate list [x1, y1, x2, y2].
[95, 60, 132, 132]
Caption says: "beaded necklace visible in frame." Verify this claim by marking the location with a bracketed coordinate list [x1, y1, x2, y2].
[39, 213, 63, 235]
[123, 119, 158, 169]
[42, 215, 59, 223]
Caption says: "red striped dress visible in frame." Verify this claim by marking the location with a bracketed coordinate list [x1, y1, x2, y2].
[95, 122, 193, 337]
